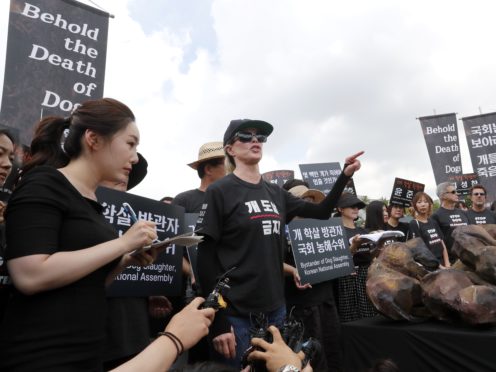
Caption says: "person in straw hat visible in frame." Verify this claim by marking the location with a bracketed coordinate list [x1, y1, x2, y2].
[172, 141, 226, 214]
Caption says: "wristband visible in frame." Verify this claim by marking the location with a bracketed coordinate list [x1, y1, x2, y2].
[158, 331, 184, 361]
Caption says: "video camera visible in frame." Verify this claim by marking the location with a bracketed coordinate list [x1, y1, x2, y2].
[241, 308, 321, 372]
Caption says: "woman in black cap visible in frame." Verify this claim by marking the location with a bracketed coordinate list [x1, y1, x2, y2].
[335, 192, 377, 322]
[196, 118, 363, 367]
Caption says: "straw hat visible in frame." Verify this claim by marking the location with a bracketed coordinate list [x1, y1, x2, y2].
[187, 141, 225, 170]
[289, 185, 326, 203]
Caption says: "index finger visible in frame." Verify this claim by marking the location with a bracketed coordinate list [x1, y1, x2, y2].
[347, 150, 365, 161]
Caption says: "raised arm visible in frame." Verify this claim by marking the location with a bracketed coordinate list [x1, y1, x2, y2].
[289, 151, 364, 220]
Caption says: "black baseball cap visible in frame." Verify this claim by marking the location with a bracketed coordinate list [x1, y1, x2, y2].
[337, 192, 366, 209]
[223, 119, 273, 146]
[127, 153, 148, 190]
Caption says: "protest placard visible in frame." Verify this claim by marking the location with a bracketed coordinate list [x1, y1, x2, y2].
[447, 173, 480, 196]
[0, 0, 109, 145]
[262, 170, 294, 188]
[288, 218, 354, 285]
[299, 162, 356, 195]
[96, 187, 184, 297]
[389, 177, 425, 207]
[461, 112, 496, 201]
[418, 113, 463, 184]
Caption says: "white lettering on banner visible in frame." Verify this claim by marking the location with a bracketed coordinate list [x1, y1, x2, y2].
[22, 3, 100, 40]
[29, 44, 97, 78]
[445, 165, 461, 174]
[435, 144, 459, 153]
[41, 90, 81, 112]
[425, 124, 456, 135]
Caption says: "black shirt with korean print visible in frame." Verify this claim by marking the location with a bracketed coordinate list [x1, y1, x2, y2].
[196, 171, 349, 333]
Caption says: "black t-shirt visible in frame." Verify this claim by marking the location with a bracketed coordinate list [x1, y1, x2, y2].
[431, 207, 468, 253]
[344, 226, 371, 266]
[197, 174, 304, 316]
[465, 209, 496, 225]
[408, 219, 444, 261]
[0, 166, 119, 371]
[172, 188, 205, 213]
[385, 221, 409, 242]
[196, 171, 349, 318]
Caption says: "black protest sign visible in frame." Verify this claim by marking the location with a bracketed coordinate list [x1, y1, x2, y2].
[418, 113, 463, 184]
[461, 112, 496, 201]
[262, 170, 294, 188]
[299, 162, 357, 195]
[0, 0, 109, 145]
[96, 187, 184, 297]
[447, 173, 480, 197]
[288, 218, 354, 285]
[389, 177, 425, 208]
[184, 213, 199, 282]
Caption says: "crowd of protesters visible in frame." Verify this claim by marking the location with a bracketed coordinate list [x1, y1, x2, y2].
[0, 97, 493, 371]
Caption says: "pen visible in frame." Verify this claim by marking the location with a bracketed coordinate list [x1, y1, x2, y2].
[122, 202, 138, 224]
[123, 202, 160, 250]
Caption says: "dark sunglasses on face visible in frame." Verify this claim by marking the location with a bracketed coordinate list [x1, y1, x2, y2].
[472, 192, 486, 196]
[445, 190, 457, 195]
[233, 131, 267, 143]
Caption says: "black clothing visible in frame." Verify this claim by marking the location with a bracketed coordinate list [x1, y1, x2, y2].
[284, 233, 342, 371]
[385, 221, 409, 242]
[431, 207, 468, 258]
[408, 219, 445, 262]
[103, 298, 150, 367]
[0, 166, 118, 371]
[172, 188, 205, 214]
[197, 171, 350, 336]
[338, 226, 376, 322]
[465, 209, 496, 225]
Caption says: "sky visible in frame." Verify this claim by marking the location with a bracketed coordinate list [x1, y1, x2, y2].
[1, 0, 496, 201]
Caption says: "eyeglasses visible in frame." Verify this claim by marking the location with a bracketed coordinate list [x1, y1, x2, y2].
[472, 192, 486, 196]
[444, 190, 457, 195]
[233, 131, 267, 143]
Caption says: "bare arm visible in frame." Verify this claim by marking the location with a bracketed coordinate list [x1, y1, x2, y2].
[8, 220, 157, 295]
[112, 297, 214, 372]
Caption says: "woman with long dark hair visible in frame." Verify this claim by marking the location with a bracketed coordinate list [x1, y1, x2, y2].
[0, 98, 214, 371]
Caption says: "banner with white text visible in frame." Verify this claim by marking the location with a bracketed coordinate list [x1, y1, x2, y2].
[0, 0, 109, 145]
[96, 187, 185, 297]
[418, 113, 463, 185]
[461, 112, 496, 201]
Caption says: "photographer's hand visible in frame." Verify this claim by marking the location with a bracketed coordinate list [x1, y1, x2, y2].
[248, 326, 303, 372]
[213, 326, 236, 359]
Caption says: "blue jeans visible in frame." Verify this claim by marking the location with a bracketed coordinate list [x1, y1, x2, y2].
[223, 305, 286, 368]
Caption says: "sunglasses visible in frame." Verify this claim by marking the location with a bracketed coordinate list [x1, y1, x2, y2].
[233, 131, 267, 143]
[444, 190, 457, 195]
[472, 192, 486, 196]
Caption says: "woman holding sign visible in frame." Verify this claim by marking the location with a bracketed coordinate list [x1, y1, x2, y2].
[0, 98, 214, 371]
[196, 118, 363, 367]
